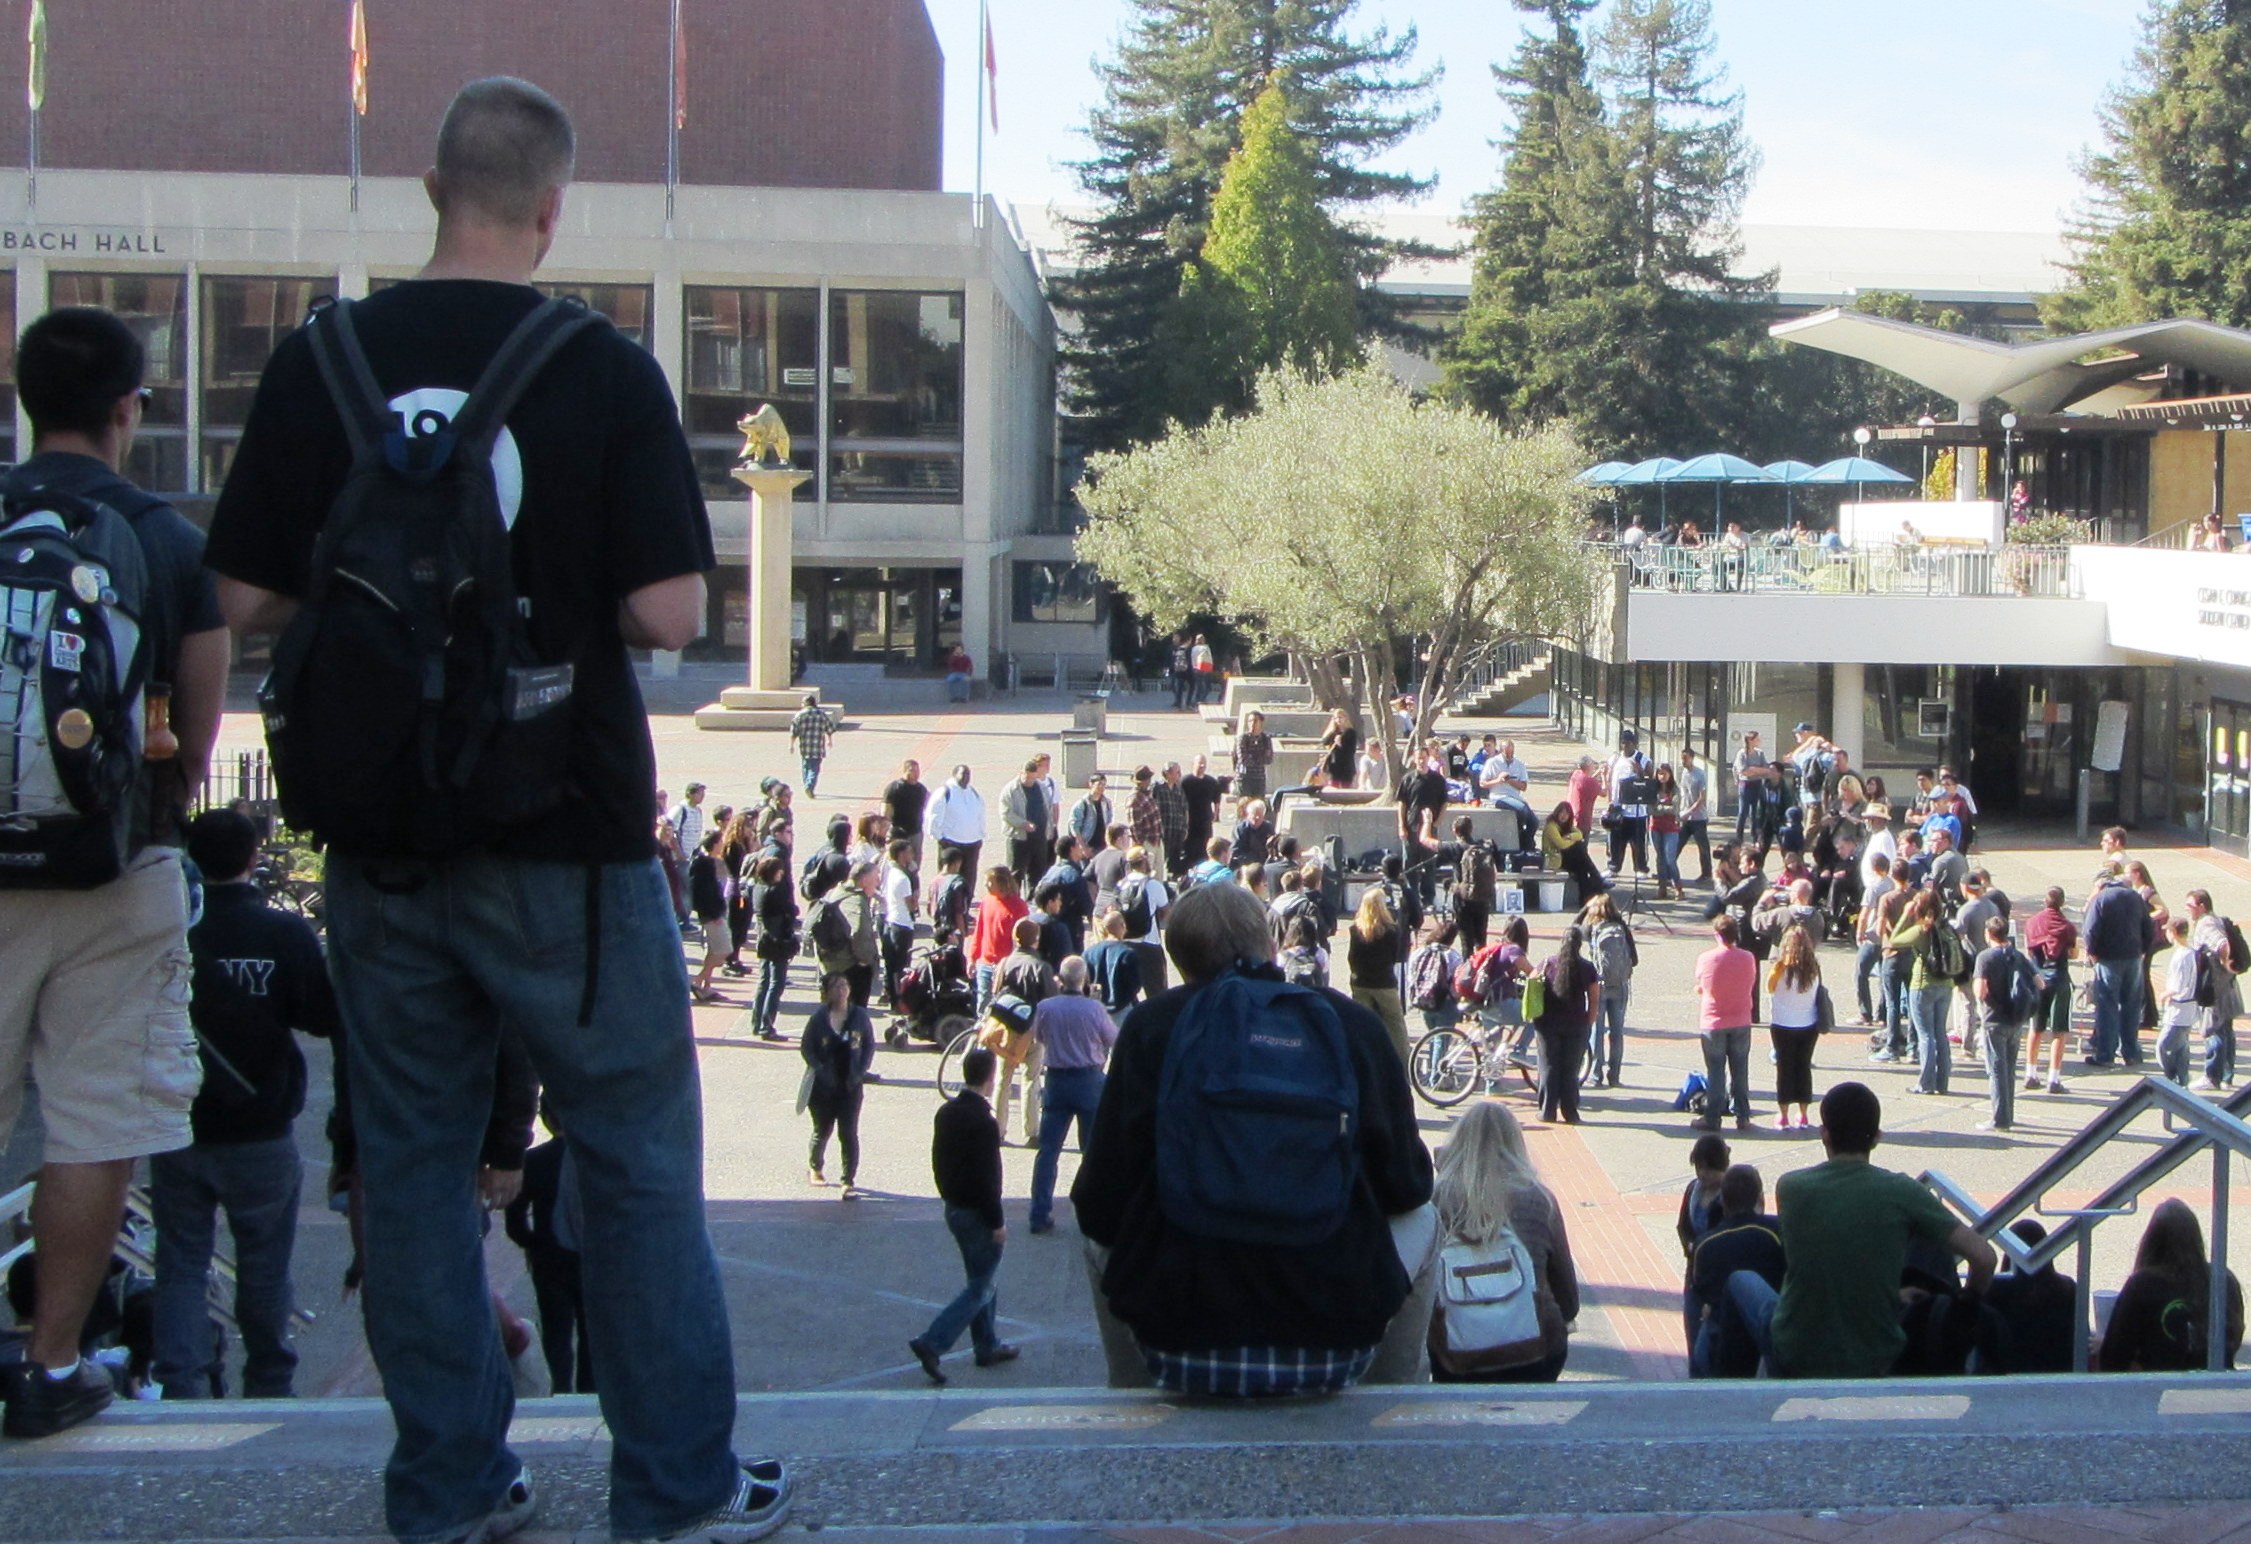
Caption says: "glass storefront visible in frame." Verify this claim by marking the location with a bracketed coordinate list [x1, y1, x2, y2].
[683, 285, 819, 502]
[773, 566, 963, 672]
[827, 290, 964, 502]
[51, 272, 187, 492]
[199, 274, 332, 490]
[537, 282, 653, 349]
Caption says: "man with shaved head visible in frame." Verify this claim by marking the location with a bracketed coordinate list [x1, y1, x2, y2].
[207, 78, 789, 1544]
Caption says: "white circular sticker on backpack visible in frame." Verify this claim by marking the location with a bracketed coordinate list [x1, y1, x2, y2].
[389, 388, 525, 530]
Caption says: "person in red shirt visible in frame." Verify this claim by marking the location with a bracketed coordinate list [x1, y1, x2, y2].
[1694, 915, 1758, 1132]
[1567, 757, 1605, 836]
[967, 867, 1028, 1013]
[2021, 885, 2081, 1094]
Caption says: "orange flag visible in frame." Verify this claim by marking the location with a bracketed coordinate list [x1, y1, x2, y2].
[349, 0, 369, 116]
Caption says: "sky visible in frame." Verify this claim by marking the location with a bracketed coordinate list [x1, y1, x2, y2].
[923, 0, 2144, 234]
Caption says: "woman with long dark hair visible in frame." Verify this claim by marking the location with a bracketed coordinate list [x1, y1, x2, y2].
[748, 853, 798, 1042]
[2099, 1199, 2244, 1371]
[1542, 802, 1608, 900]
[1533, 926, 1601, 1125]
[801, 973, 874, 1198]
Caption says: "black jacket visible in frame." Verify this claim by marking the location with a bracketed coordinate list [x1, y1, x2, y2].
[185, 883, 339, 1145]
[1070, 970, 1434, 1352]
[932, 1090, 1004, 1230]
[504, 1138, 574, 1257]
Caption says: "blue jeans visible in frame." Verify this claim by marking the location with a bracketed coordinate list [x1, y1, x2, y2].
[1983, 1019, 2023, 1127]
[1722, 1269, 1781, 1373]
[1699, 1027, 1751, 1126]
[1878, 953, 1909, 1056]
[1029, 1064, 1105, 1229]
[919, 1204, 1002, 1357]
[946, 672, 971, 703]
[755, 955, 789, 1034]
[1654, 831, 1681, 887]
[150, 1135, 301, 1399]
[1596, 988, 1629, 1080]
[802, 756, 823, 795]
[1854, 941, 1882, 1021]
[2091, 959, 2144, 1065]
[2207, 1009, 2238, 1085]
[325, 854, 741, 1544]
[974, 962, 997, 1015]
[1911, 984, 1952, 1092]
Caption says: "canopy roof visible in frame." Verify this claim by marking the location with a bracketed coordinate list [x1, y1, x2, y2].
[1768, 309, 2251, 415]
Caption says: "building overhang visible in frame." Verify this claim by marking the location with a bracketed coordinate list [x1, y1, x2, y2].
[1770, 309, 2251, 414]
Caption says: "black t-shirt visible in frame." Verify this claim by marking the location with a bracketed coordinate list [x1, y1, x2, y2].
[205, 280, 714, 864]
[1180, 773, 1221, 841]
[1398, 769, 1449, 834]
[883, 777, 929, 838]
[6, 452, 223, 851]
[186, 883, 339, 1144]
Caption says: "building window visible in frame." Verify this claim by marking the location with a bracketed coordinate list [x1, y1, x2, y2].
[52, 272, 187, 492]
[828, 289, 963, 502]
[683, 285, 817, 501]
[1012, 561, 1106, 625]
[537, 283, 654, 349]
[199, 275, 332, 491]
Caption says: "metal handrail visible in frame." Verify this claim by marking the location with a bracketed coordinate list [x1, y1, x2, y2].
[1601, 541, 2080, 599]
[1921, 1077, 2251, 1373]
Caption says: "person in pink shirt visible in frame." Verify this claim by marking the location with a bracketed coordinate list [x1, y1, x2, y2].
[1567, 757, 1605, 836]
[1694, 915, 1758, 1132]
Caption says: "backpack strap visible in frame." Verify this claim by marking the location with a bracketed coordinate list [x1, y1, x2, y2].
[449, 297, 598, 455]
[304, 298, 395, 465]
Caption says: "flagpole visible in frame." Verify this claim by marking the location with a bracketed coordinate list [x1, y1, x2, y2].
[25, 99, 34, 214]
[973, 0, 987, 230]
[349, 101, 361, 213]
[666, 0, 681, 230]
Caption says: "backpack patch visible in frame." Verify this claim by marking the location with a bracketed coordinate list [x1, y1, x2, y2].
[1155, 970, 1360, 1246]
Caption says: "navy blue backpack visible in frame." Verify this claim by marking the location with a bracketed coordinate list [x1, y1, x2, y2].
[1155, 967, 1361, 1246]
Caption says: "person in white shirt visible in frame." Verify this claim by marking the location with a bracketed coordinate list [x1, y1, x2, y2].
[1859, 804, 1898, 891]
[1034, 753, 1063, 846]
[880, 838, 918, 1015]
[1117, 845, 1172, 995]
[668, 782, 707, 853]
[1478, 738, 1534, 846]
[928, 764, 987, 881]
[1605, 731, 1652, 877]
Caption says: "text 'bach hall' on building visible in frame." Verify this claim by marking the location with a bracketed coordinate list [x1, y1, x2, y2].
[0, 0, 1089, 686]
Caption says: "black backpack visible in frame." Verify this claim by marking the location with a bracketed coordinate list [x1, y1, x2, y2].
[0, 485, 151, 888]
[261, 296, 599, 856]
[1453, 842, 1497, 910]
[1119, 874, 1155, 936]
[2225, 916, 2251, 978]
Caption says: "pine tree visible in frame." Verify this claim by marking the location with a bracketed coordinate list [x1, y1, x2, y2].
[1443, 1, 1612, 423]
[2046, 0, 2251, 331]
[1057, 0, 1437, 446]
[1163, 84, 1359, 423]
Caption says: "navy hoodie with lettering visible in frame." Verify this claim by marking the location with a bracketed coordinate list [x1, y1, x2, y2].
[186, 882, 340, 1145]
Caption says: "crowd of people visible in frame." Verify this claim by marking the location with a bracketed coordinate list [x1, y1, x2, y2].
[2, 79, 2247, 1544]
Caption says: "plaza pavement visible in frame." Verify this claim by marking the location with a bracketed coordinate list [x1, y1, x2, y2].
[175, 680, 2251, 1397]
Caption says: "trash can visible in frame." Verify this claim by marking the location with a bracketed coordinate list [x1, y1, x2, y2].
[1059, 729, 1099, 789]
[1073, 694, 1107, 734]
[1536, 877, 1567, 913]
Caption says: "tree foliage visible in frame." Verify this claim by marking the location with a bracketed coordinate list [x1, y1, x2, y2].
[2047, 0, 2251, 332]
[1076, 358, 1600, 780]
[1163, 83, 1360, 423]
[1057, 1, 1439, 448]
[1445, 0, 1767, 460]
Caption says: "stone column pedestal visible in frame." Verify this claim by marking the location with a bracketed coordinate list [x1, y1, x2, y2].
[696, 462, 840, 731]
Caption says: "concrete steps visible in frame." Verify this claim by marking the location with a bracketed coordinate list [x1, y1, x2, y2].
[8, 1377, 2251, 1539]
[1452, 660, 1552, 721]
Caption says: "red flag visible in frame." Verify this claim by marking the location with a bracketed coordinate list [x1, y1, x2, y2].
[349, 0, 369, 117]
[982, 5, 998, 131]
[673, 0, 687, 130]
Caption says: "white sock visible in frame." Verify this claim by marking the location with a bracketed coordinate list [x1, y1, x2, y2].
[44, 1357, 80, 1381]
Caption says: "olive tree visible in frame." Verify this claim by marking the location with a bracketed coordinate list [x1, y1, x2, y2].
[1077, 357, 1600, 786]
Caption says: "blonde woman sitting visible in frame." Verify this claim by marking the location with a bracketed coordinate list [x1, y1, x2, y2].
[1429, 1101, 1580, 1383]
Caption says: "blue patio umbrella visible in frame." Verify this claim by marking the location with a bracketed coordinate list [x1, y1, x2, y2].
[1577, 461, 1633, 485]
[1764, 459, 1819, 523]
[1655, 453, 1778, 525]
[1609, 456, 1683, 524]
[1801, 456, 1914, 501]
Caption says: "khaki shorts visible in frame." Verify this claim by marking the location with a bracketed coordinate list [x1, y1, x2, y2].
[0, 849, 202, 1165]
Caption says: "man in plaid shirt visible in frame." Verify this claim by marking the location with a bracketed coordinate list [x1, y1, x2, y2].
[790, 693, 836, 796]
[1126, 766, 1164, 853]
[1153, 763, 1191, 880]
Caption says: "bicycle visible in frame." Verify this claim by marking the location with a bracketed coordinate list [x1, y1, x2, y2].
[934, 1017, 982, 1100]
[1410, 1010, 1597, 1108]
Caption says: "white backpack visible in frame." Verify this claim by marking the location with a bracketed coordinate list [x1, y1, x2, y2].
[1427, 1223, 1547, 1376]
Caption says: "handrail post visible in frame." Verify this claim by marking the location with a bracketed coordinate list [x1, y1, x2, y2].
[2076, 1227, 2095, 1373]
[2212, 1144, 2232, 1373]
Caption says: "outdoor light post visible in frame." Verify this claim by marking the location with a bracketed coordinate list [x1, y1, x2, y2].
[2001, 412, 2019, 510]
[1917, 414, 1936, 491]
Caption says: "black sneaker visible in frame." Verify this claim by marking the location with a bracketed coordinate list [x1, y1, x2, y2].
[908, 1337, 947, 1385]
[623, 1459, 794, 1544]
[3, 1359, 114, 1439]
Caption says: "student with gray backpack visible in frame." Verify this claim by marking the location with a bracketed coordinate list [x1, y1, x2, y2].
[1427, 1101, 1579, 1382]
[1973, 916, 2043, 1131]
[0, 307, 229, 1440]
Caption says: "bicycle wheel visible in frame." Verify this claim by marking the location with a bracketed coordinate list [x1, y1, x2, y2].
[936, 1024, 981, 1101]
[1410, 1027, 1480, 1108]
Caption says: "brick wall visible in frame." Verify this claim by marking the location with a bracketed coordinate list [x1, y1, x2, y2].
[0, 0, 940, 191]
